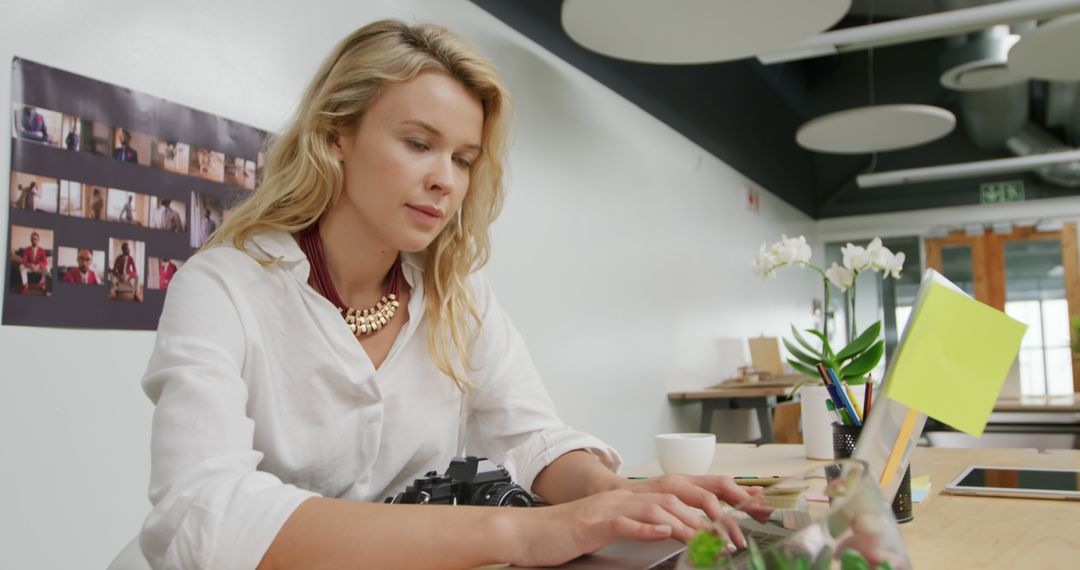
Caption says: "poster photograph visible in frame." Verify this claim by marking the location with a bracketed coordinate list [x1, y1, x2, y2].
[8, 224, 53, 297]
[4, 58, 268, 329]
[56, 246, 105, 286]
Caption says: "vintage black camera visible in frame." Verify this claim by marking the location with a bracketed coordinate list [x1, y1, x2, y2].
[384, 456, 534, 507]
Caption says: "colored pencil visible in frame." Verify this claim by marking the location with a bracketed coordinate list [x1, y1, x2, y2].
[864, 378, 874, 420]
[844, 382, 864, 422]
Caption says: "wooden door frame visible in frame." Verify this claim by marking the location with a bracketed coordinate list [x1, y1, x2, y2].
[925, 223, 1080, 392]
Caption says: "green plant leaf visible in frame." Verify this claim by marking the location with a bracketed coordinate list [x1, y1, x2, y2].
[789, 379, 822, 397]
[875, 561, 895, 570]
[783, 338, 822, 367]
[748, 539, 765, 570]
[768, 549, 792, 570]
[686, 529, 727, 567]
[840, 549, 870, 570]
[787, 359, 821, 379]
[804, 328, 834, 359]
[810, 546, 833, 570]
[840, 374, 869, 386]
[790, 325, 822, 359]
[835, 321, 882, 362]
[839, 341, 884, 378]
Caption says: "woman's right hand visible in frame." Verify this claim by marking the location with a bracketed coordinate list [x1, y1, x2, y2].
[503, 489, 735, 568]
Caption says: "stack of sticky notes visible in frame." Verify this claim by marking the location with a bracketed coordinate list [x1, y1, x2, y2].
[911, 475, 931, 503]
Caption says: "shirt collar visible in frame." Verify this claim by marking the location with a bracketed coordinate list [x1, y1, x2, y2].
[247, 230, 425, 288]
[248, 231, 306, 263]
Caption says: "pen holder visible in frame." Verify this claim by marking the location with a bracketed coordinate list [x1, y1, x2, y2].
[831, 422, 913, 524]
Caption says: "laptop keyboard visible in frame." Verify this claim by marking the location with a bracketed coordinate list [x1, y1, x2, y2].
[652, 509, 811, 568]
[651, 553, 680, 569]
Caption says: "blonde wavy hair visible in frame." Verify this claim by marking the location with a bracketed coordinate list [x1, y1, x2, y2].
[206, 20, 511, 392]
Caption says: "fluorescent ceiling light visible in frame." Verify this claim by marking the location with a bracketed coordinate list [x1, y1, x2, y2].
[991, 222, 1014, 235]
[856, 149, 1080, 188]
[757, 0, 1080, 64]
[757, 45, 837, 65]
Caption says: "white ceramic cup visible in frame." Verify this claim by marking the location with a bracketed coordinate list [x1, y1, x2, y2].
[654, 433, 716, 475]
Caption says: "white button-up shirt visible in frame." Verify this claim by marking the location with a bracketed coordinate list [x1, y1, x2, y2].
[139, 231, 620, 569]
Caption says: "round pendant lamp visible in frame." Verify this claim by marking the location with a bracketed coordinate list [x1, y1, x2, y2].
[561, 0, 852, 64]
[1008, 13, 1080, 81]
[796, 105, 956, 154]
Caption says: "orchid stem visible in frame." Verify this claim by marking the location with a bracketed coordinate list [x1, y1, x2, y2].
[849, 279, 857, 343]
[822, 278, 830, 354]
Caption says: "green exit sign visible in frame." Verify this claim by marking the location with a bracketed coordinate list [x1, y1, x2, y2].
[980, 181, 1025, 204]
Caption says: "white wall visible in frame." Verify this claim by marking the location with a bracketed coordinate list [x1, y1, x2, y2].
[0, 2, 818, 567]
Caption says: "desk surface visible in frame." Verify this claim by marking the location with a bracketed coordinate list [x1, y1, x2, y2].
[626, 444, 1080, 569]
[994, 393, 1080, 412]
[672, 391, 1080, 410]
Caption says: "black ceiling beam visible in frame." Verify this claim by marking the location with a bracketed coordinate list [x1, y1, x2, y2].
[469, 0, 819, 216]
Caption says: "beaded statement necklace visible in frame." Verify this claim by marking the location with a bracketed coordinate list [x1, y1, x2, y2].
[298, 225, 402, 336]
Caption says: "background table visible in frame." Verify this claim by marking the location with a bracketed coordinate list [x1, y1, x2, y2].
[626, 444, 1080, 569]
[993, 393, 1080, 412]
[667, 386, 796, 443]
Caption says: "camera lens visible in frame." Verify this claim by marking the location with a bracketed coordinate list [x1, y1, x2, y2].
[471, 482, 534, 507]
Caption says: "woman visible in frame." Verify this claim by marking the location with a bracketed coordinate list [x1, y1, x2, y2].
[141, 19, 766, 570]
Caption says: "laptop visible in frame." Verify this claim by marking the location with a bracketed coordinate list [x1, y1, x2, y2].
[510, 508, 806, 569]
[510, 539, 685, 570]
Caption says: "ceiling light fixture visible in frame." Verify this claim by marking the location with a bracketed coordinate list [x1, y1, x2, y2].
[856, 149, 1080, 188]
[1008, 12, 1080, 80]
[939, 27, 1025, 91]
[758, 0, 1080, 65]
[796, 104, 956, 154]
[561, 0, 851, 64]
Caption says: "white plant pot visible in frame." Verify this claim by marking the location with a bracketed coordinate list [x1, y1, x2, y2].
[800, 383, 866, 460]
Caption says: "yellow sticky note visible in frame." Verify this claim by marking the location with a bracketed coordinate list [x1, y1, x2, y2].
[883, 283, 1027, 437]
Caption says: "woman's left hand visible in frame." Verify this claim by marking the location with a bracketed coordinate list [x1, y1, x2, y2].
[614, 474, 773, 525]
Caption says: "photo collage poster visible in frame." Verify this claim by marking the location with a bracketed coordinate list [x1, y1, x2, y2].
[6, 58, 268, 329]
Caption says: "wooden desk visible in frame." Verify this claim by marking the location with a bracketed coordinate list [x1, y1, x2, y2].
[627, 444, 1080, 569]
[980, 394, 1080, 441]
[668, 386, 796, 443]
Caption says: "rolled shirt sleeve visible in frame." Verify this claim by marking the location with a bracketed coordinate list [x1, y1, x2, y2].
[139, 252, 317, 570]
[464, 273, 622, 497]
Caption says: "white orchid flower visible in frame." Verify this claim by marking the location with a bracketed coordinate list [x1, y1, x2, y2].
[753, 235, 813, 278]
[825, 262, 854, 291]
[870, 249, 892, 272]
[883, 251, 906, 279]
[753, 242, 775, 278]
[841, 242, 870, 272]
[775, 235, 811, 265]
[865, 238, 886, 270]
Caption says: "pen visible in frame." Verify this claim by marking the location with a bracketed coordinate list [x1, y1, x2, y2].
[825, 368, 862, 427]
[816, 363, 850, 424]
[825, 399, 846, 425]
[828, 398, 852, 425]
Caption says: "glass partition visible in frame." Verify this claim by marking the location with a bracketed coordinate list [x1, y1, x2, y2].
[1003, 239, 1072, 396]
